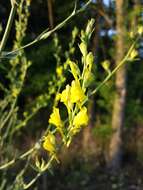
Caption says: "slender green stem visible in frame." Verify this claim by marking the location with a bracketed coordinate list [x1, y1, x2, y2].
[89, 37, 139, 97]
[0, 98, 17, 129]
[23, 155, 55, 189]
[5, 0, 92, 57]
[0, 5, 17, 53]
[0, 146, 35, 170]
[12, 109, 38, 134]
[23, 173, 41, 190]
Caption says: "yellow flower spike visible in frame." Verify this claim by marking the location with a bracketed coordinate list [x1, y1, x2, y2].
[43, 133, 56, 154]
[49, 107, 62, 127]
[70, 80, 86, 103]
[73, 107, 89, 127]
[68, 60, 80, 81]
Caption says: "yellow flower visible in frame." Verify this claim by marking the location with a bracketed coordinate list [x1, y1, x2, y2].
[43, 133, 56, 153]
[49, 107, 62, 127]
[73, 107, 88, 126]
[43, 134, 59, 163]
[70, 80, 86, 103]
[60, 85, 72, 110]
[69, 107, 89, 137]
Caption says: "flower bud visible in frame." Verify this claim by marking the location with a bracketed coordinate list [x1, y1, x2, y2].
[79, 42, 87, 57]
[130, 49, 138, 60]
[85, 19, 95, 35]
[86, 52, 94, 70]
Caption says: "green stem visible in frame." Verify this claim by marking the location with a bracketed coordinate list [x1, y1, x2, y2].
[0, 146, 35, 170]
[0, 5, 17, 53]
[5, 0, 92, 57]
[11, 108, 38, 134]
[0, 98, 17, 130]
[89, 37, 139, 97]
[23, 155, 55, 189]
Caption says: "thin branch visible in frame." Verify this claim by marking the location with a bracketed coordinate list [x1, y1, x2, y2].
[0, 146, 35, 170]
[0, 99, 17, 130]
[0, 4, 17, 53]
[5, 0, 92, 57]
[23, 155, 55, 189]
[89, 37, 139, 97]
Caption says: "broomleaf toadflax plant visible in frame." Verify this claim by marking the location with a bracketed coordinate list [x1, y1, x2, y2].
[43, 19, 95, 155]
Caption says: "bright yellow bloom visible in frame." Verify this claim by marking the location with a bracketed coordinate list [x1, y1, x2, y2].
[73, 107, 88, 126]
[43, 134, 59, 163]
[70, 80, 86, 103]
[60, 85, 72, 110]
[69, 107, 89, 137]
[49, 107, 62, 127]
[61, 85, 70, 103]
[43, 133, 56, 153]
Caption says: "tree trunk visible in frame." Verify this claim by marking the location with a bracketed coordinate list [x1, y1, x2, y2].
[107, 0, 126, 170]
[47, 0, 54, 29]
